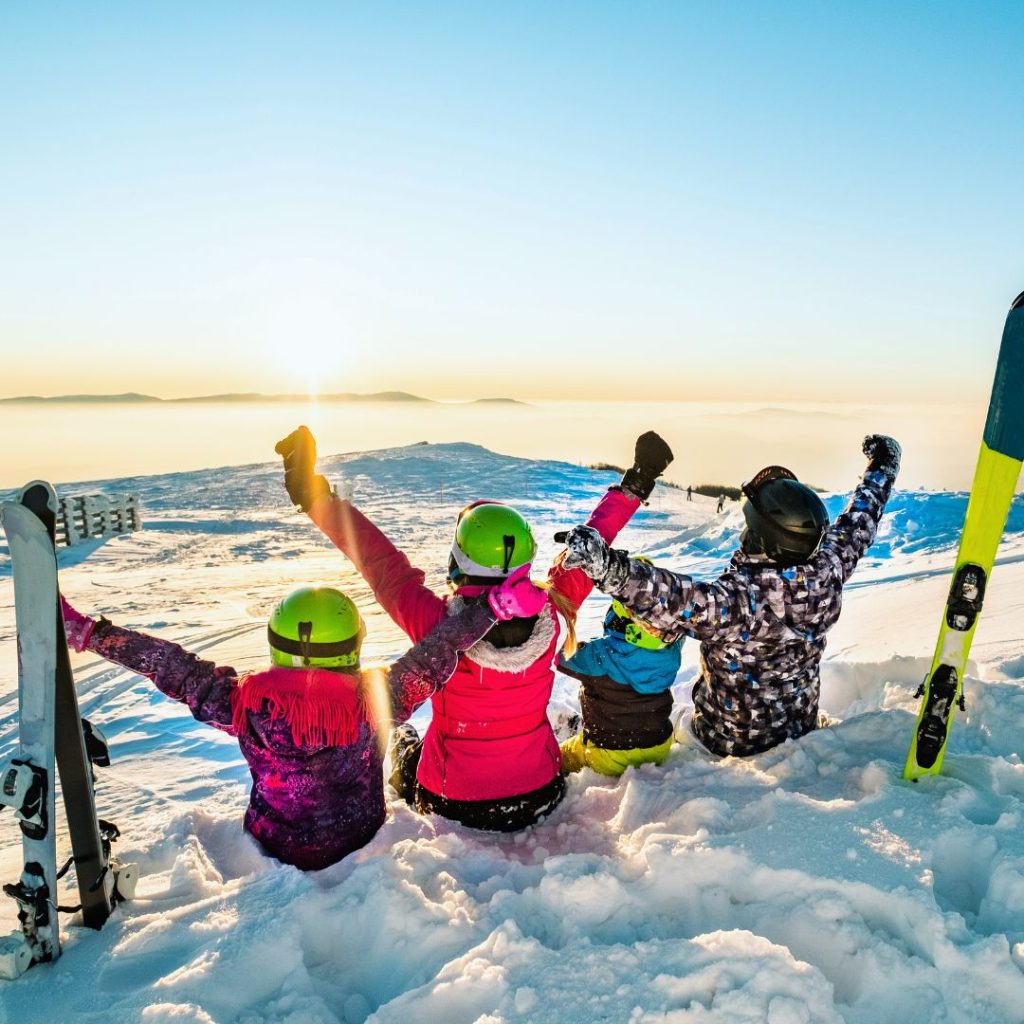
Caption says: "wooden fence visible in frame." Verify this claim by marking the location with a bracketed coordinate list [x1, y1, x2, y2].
[57, 493, 142, 547]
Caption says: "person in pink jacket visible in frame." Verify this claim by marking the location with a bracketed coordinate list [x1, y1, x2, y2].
[275, 427, 674, 832]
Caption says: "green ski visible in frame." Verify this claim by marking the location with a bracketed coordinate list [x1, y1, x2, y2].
[904, 290, 1024, 780]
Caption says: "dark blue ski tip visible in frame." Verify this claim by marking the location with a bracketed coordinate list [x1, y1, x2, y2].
[18, 481, 58, 518]
[983, 298, 1024, 461]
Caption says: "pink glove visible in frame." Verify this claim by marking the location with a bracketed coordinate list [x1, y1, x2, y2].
[61, 595, 97, 653]
[488, 565, 548, 621]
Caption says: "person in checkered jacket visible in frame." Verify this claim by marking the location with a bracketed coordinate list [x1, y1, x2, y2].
[559, 435, 900, 757]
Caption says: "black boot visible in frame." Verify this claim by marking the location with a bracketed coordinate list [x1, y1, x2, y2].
[388, 724, 422, 803]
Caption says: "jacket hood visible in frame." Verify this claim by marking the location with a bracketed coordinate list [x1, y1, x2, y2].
[448, 595, 557, 672]
[561, 632, 682, 694]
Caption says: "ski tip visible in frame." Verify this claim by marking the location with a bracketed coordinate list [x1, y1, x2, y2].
[1012, 290, 1024, 312]
[17, 481, 58, 516]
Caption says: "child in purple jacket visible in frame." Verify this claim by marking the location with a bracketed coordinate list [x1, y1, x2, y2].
[61, 567, 545, 871]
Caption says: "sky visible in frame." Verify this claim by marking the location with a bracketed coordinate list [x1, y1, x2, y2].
[1, 2, 1021, 402]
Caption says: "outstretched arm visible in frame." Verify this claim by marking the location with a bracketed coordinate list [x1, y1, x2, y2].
[386, 566, 548, 722]
[308, 495, 446, 643]
[63, 598, 238, 732]
[813, 434, 900, 583]
[606, 561, 746, 643]
[584, 538, 744, 642]
[557, 528, 746, 642]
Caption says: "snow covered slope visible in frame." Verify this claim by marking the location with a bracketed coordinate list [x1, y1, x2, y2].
[2, 442, 1024, 1024]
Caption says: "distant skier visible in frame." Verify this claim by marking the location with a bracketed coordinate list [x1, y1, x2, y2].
[717, 493, 726, 514]
[687, 486, 693, 501]
[558, 435, 901, 757]
[559, 557, 683, 776]
[59, 571, 545, 869]
[276, 426, 672, 831]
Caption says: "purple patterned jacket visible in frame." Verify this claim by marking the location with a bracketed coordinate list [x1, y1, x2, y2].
[79, 602, 497, 869]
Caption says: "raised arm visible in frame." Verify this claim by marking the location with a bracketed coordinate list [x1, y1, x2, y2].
[276, 426, 445, 643]
[549, 432, 673, 611]
[308, 496, 445, 643]
[62, 598, 238, 732]
[813, 434, 900, 584]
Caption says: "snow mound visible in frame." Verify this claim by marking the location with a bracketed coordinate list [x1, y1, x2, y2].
[2, 442, 1024, 1023]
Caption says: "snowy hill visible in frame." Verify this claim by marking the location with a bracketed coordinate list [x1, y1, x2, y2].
[2, 442, 1024, 1023]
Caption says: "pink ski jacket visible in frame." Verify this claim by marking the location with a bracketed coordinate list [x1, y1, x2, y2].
[309, 487, 639, 801]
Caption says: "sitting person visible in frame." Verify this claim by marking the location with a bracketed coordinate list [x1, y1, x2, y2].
[559, 435, 901, 757]
[275, 426, 673, 831]
[559, 558, 683, 777]
[60, 567, 545, 869]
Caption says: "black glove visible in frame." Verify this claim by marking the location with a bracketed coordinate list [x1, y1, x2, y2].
[862, 434, 901, 476]
[275, 425, 333, 512]
[620, 431, 674, 502]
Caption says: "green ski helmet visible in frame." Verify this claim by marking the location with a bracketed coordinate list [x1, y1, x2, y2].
[604, 557, 668, 651]
[267, 586, 365, 669]
[448, 500, 536, 583]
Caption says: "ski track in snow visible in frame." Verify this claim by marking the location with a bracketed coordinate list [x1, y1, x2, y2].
[1, 442, 1024, 1024]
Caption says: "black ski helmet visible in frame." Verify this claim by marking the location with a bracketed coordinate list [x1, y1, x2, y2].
[740, 466, 828, 565]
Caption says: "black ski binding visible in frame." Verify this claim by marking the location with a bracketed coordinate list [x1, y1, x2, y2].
[0, 759, 48, 841]
[915, 665, 959, 770]
[1, 861, 55, 973]
[945, 563, 987, 632]
[81, 719, 111, 769]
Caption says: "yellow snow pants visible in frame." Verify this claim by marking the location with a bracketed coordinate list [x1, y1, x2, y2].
[560, 734, 673, 777]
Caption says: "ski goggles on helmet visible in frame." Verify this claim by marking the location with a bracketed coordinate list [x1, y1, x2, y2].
[740, 465, 819, 546]
[603, 555, 667, 650]
[741, 465, 798, 505]
[267, 620, 366, 663]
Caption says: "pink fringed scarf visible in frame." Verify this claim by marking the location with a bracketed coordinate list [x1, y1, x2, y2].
[231, 666, 372, 748]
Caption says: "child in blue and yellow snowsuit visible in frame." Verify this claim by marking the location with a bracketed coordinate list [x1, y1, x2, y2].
[558, 570, 683, 776]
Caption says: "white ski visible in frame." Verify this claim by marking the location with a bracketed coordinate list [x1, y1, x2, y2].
[0, 498, 61, 978]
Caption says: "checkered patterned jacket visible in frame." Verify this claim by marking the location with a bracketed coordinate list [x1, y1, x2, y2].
[599, 464, 897, 756]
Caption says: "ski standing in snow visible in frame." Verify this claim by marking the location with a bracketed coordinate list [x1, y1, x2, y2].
[0, 482, 136, 980]
[905, 290, 1024, 780]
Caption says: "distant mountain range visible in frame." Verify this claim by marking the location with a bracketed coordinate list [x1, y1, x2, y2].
[0, 391, 528, 406]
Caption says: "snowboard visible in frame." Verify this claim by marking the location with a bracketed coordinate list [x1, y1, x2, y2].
[904, 291, 1024, 781]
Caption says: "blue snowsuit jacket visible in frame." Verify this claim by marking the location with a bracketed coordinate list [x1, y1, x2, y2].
[559, 632, 682, 751]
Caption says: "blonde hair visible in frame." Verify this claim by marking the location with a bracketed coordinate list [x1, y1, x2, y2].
[537, 580, 578, 659]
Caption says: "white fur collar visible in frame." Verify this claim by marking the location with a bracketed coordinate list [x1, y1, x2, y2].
[447, 596, 557, 673]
